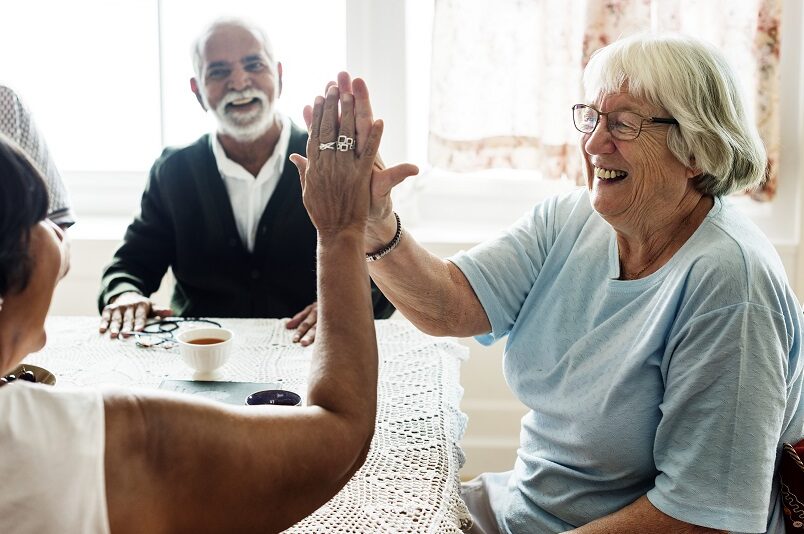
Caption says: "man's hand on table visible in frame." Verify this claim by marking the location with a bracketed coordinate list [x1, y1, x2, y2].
[99, 291, 173, 338]
[286, 301, 317, 346]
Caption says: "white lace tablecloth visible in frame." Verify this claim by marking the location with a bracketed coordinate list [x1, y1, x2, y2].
[26, 316, 471, 533]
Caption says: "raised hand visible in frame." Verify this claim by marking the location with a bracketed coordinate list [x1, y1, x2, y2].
[301, 73, 419, 248]
[290, 84, 382, 238]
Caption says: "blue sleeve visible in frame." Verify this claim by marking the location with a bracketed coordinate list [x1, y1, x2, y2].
[449, 196, 559, 345]
[647, 302, 790, 532]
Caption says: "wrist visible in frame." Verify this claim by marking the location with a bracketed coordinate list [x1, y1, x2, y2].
[366, 212, 403, 263]
[365, 212, 398, 252]
[109, 290, 143, 305]
[317, 229, 365, 252]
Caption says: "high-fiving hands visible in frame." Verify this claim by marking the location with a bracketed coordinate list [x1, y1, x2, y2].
[296, 73, 419, 250]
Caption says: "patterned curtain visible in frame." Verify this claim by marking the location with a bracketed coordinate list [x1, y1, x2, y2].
[429, 0, 782, 201]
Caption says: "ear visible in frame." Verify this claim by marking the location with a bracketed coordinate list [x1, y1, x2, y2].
[686, 155, 701, 180]
[277, 61, 283, 97]
[190, 78, 207, 111]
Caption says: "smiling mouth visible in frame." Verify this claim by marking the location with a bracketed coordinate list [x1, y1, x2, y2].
[225, 97, 261, 111]
[594, 166, 628, 182]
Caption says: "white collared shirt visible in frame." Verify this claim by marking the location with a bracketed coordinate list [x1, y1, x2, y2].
[210, 114, 291, 252]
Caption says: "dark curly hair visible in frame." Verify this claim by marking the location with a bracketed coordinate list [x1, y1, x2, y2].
[0, 133, 49, 298]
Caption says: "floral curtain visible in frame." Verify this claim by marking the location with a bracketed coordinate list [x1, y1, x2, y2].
[429, 0, 782, 200]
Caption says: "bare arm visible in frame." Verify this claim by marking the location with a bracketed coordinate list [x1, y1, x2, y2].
[104, 82, 381, 534]
[322, 73, 490, 338]
[365, 211, 490, 337]
[564, 496, 727, 534]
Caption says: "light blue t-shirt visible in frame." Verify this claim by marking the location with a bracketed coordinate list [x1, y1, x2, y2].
[450, 188, 804, 533]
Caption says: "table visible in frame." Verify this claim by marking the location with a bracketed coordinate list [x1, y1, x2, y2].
[26, 316, 471, 533]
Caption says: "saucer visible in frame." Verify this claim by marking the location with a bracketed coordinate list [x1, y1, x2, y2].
[4, 364, 57, 385]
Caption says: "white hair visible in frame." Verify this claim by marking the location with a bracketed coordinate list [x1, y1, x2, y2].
[191, 17, 276, 79]
[583, 33, 767, 196]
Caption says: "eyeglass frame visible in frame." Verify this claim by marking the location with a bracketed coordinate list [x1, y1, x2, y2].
[571, 104, 678, 140]
[132, 317, 223, 348]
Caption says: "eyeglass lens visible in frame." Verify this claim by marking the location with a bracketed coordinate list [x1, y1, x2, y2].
[572, 105, 643, 140]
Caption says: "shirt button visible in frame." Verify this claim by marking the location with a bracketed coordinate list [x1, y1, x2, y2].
[250, 269, 260, 280]
[228, 238, 237, 248]
[260, 226, 267, 235]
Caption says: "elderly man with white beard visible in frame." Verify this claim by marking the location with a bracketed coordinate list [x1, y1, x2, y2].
[98, 19, 395, 342]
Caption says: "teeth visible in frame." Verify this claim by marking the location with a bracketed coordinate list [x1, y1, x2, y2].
[231, 98, 255, 105]
[594, 166, 627, 180]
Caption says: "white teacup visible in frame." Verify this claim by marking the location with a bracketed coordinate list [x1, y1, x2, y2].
[176, 327, 234, 380]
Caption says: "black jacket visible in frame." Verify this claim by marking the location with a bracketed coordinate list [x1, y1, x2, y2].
[99, 126, 394, 319]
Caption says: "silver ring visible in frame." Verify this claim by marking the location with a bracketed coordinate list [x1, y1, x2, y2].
[319, 142, 335, 151]
[337, 135, 355, 152]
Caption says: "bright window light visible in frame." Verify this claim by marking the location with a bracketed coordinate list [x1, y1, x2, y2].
[159, 0, 347, 148]
[0, 0, 346, 173]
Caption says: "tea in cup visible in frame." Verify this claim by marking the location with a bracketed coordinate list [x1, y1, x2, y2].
[176, 327, 234, 380]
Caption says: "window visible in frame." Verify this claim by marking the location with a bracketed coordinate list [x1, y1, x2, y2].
[0, 0, 346, 229]
[159, 0, 347, 148]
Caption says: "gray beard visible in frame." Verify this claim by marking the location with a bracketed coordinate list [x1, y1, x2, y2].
[207, 89, 277, 142]
[215, 107, 276, 142]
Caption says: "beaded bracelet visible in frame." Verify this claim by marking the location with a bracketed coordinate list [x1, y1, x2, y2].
[366, 212, 403, 263]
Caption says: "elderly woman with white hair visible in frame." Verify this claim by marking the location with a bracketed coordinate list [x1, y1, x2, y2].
[309, 34, 804, 533]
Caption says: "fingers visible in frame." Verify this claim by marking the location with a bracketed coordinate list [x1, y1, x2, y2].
[360, 120, 384, 174]
[309, 96, 325, 146]
[320, 85, 340, 145]
[337, 71, 353, 95]
[152, 306, 173, 318]
[297, 325, 316, 346]
[289, 303, 318, 345]
[302, 105, 313, 131]
[337, 91, 356, 152]
[100, 293, 164, 338]
[286, 303, 314, 328]
[353, 78, 374, 156]
[109, 307, 123, 339]
[133, 304, 148, 333]
[374, 163, 420, 196]
[289, 154, 309, 189]
[99, 307, 112, 333]
[121, 306, 135, 337]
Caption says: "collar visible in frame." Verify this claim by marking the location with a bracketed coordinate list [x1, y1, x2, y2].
[210, 114, 291, 183]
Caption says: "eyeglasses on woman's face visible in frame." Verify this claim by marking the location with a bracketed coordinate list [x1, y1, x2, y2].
[572, 104, 678, 141]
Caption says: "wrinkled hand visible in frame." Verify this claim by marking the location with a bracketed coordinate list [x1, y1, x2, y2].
[301, 73, 418, 245]
[99, 291, 172, 338]
[290, 81, 382, 237]
[286, 302, 318, 346]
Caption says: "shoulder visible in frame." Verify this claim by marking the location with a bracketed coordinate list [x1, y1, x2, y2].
[0, 84, 20, 106]
[150, 134, 213, 180]
[0, 384, 107, 531]
[0, 382, 103, 424]
[0, 383, 104, 459]
[672, 198, 796, 318]
[0, 85, 22, 129]
[520, 187, 598, 242]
